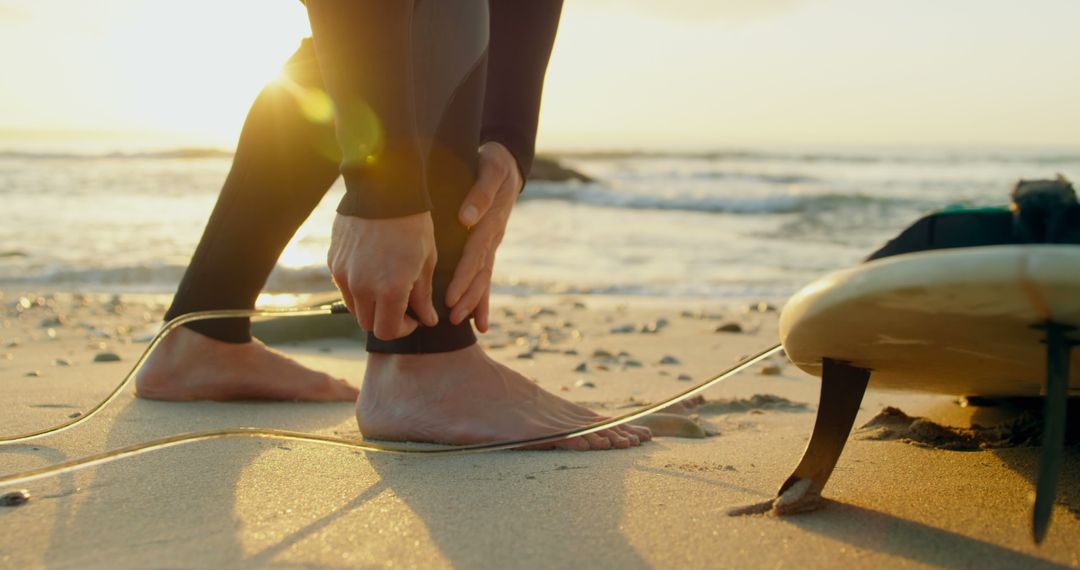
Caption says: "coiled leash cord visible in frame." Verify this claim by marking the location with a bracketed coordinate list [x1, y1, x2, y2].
[0, 302, 781, 488]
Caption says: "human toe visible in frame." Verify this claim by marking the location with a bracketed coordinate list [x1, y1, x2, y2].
[584, 432, 612, 450]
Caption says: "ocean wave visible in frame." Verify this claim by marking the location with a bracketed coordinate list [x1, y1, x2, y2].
[0, 261, 803, 299]
[3, 145, 1076, 166]
[519, 182, 926, 215]
[0, 148, 233, 161]
[608, 169, 818, 184]
[0, 263, 337, 293]
[553, 149, 1080, 166]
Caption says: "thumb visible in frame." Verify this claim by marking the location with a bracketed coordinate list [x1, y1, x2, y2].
[408, 258, 439, 327]
[459, 155, 505, 226]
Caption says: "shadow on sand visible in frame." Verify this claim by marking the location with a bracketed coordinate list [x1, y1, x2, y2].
[781, 501, 1072, 569]
[39, 396, 353, 568]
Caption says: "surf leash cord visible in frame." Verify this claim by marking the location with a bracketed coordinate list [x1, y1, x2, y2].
[0, 302, 782, 488]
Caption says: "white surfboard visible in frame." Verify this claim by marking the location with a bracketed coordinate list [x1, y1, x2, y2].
[780, 245, 1080, 396]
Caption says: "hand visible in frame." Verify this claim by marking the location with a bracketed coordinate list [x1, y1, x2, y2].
[445, 141, 523, 332]
[328, 212, 439, 340]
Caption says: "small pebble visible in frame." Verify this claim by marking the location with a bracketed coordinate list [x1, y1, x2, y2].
[760, 365, 783, 376]
[1, 490, 30, 507]
[5, 339, 19, 348]
[45, 328, 57, 339]
[93, 352, 122, 363]
[68, 412, 81, 419]
[715, 323, 743, 333]
[623, 359, 643, 368]
[40, 316, 66, 327]
[25, 370, 42, 377]
[639, 319, 669, 334]
[574, 362, 588, 372]
[572, 301, 587, 309]
[574, 379, 596, 389]
[562, 349, 578, 356]
[616, 350, 631, 358]
[659, 355, 681, 365]
[746, 302, 777, 313]
[54, 358, 71, 367]
[529, 307, 557, 317]
[592, 349, 614, 359]
[609, 324, 635, 334]
[515, 352, 534, 360]
[677, 373, 693, 381]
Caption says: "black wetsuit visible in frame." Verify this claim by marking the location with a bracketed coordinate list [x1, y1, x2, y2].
[164, 0, 562, 353]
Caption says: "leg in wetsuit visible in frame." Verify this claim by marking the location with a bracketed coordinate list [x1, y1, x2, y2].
[144, 1, 653, 452]
[166, 0, 493, 354]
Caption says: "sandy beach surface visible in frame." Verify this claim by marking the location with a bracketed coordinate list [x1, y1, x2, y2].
[1, 291, 1079, 569]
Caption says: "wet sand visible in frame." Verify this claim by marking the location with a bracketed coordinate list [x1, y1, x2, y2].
[1, 291, 1079, 568]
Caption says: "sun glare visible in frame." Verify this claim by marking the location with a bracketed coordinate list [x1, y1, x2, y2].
[0, 0, 311, 147]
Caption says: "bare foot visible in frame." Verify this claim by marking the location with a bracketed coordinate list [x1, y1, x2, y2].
[136, 327, 358, 401]
[357, 344, 652, 451]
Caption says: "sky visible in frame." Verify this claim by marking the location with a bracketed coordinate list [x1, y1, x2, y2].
[1, 0, 1079, 151]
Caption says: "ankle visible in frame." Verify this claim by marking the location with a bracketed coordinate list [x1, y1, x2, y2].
[365, 345, 477, 374]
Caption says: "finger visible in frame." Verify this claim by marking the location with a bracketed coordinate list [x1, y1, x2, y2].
[446, 231, 493, 307]
[475, 284, 491, 333]
[450, 264, 493, 325]
[355, 297, 376, 332]
[459, 155, 506, 226]
[408, 259, 439, 327]
[373, 289, 417, 340]
[331, 274, 355, 316]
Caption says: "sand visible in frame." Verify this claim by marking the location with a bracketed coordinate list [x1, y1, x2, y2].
[1, 291, 1079, 569]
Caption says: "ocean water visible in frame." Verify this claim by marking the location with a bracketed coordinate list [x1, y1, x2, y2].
[1, 143, 1077, 300]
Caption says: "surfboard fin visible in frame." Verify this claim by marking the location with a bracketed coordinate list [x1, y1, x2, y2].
[773, 358, 870, 513]
[1032, 322, 1075, 543]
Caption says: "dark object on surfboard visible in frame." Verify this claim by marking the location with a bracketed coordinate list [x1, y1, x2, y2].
[766, 177, 1079, 544]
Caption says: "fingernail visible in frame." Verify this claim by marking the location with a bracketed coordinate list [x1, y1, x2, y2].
[429, 308, 439, 326]
[461, 205, 478, 225]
